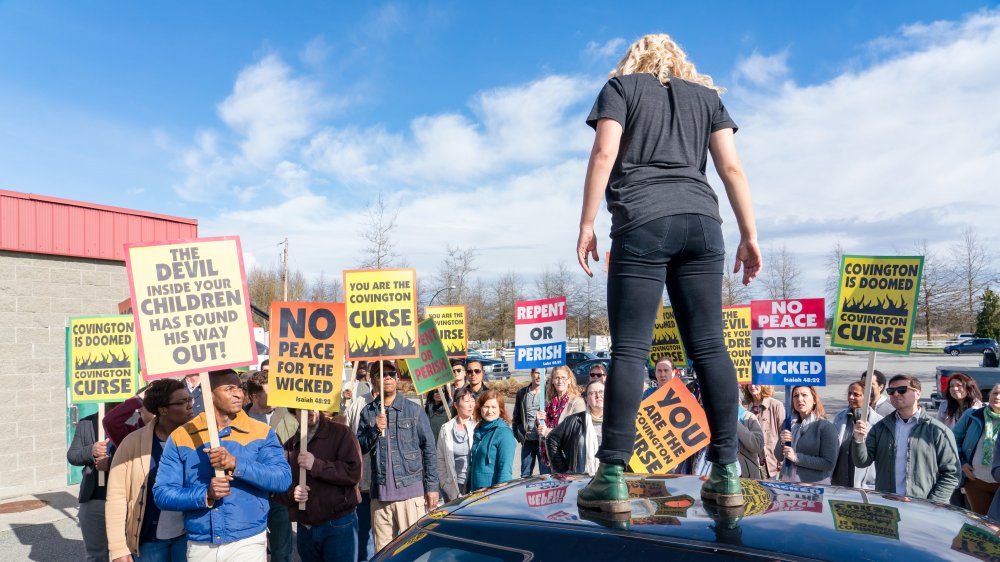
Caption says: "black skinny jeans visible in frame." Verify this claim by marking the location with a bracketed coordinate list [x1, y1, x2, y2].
[599, 213, 739, 466]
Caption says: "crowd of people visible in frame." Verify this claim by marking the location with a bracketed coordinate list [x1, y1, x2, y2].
[68, 353, 998, 562]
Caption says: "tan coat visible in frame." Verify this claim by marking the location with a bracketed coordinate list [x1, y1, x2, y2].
[105, 420, 157, 559]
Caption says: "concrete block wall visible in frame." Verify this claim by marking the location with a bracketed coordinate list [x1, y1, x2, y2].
[0, 250, 129, 499]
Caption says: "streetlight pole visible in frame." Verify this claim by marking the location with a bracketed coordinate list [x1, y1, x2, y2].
[429, 285, 457, 307]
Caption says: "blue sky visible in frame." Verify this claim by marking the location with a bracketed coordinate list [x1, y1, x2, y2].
[1, 1, 997, 299]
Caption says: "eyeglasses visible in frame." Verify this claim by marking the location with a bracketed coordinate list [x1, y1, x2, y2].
[469, 369, 483, 374]
[587, 391, 605, 397]
[166, 398, 194, 407]
[886, 386, 916, 395]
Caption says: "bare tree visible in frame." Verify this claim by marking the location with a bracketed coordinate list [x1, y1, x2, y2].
[487, 270, 526, 343]
[309, 271, 343, 302]
[464, 278, 490, 344]
[247, 264, 308, 328]
[823, 241, 845, 316]
[434, 246, 477, 305]
[909, 240, 957, 340]
[760, 245, 801, 300]
[357, 191, 399, 269]
[575, 272, 608, 338]
[952, 226, 994, 329]
[722, 253, 755, 306]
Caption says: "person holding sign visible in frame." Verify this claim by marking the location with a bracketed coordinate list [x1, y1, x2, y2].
[576, 33, 761, 512]
[852, 375, 960, 502]
[357, 363, 439, 552]
[153, 370, 292, 560]
[68, 412, 114, 562]
[244, 370, 299, 562]
[281, 409, 363, 562]
[106, 379, 194, 562]
[831, 382, 882, 490]
[774, 386, 839, 484]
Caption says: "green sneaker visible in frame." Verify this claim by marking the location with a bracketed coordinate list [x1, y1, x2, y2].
[700, 463, 745, 507]
[577, 462, 630, 513]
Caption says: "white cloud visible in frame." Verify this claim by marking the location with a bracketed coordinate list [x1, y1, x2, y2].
[194, 10, 1000, 301]
[716, 9, 1000, 296]
[733, 49, 791, 88]
[217, 54, 330, 167]
[585, 38, 626, 59]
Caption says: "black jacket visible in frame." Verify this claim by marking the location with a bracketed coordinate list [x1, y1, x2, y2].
[66, 414, 113, 502]
[545, 411, 587, 473]
[511, 385, 530, 443]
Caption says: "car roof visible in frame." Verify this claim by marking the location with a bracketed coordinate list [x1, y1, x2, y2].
[422, 474, 998, 560]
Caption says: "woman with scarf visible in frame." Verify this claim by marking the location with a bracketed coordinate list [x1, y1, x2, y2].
[537, 366, 586, 473]
[546, 380, 605, 475]
[954, 383, 1000, 514]
[468, 390, 517, 491]
[437, 387, 477, 501]
[939, 372, 983, 429]
[774, 386, 838, 484]
[831, 382, 882, 489]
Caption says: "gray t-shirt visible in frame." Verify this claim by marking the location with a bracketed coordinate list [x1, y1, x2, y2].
[586, 74, 738, 236]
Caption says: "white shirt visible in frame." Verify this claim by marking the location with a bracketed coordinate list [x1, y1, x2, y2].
[893, 409, 922, 496]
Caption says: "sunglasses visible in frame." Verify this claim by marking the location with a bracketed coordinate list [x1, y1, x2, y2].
[452, 368, 465, 373]
[589, 372, 605, 378]
[886, 386, 915, 395]
[379, 372, 399, 379]
[469, 369, 483, 374]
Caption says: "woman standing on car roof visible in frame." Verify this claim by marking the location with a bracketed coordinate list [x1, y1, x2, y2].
[575, 33, 761, 513]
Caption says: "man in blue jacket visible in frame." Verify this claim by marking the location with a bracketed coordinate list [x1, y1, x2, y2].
[154, 369, 292, 561]
[357, 361, 438, 551]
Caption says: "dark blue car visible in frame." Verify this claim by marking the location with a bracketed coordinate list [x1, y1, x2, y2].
[945, 337, 998, 356]
[375, 473, 1000, 561]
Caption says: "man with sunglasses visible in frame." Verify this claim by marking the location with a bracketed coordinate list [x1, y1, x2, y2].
[465, 360, 490, 400]
[852, 374, 959, 502]
[357, 361, 438, 551]
[588, 364, 608, 381]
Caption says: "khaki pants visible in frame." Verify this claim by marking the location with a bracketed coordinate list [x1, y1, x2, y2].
[371, 496, 426, 552]
[188, 530, 267, 562]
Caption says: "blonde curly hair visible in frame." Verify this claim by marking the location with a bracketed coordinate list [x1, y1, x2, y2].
[610, 33, 722, 93]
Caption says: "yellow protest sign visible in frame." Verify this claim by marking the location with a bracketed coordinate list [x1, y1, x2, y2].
[831, 255, 923, 354]
[829, 500, 900, 540]
[952, 523, 1000, 561]
[649, 306, 687, 367]
[268, 302, 346, 412]
[630, 377, 709, 473]
[125, 237, 257, 379]
[723, 305, 752, 384]
[425, 305, 467, 358]
[68, 316, 140, 403]
[343, 269, 418, 360]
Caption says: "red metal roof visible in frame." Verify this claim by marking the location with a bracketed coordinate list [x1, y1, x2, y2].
[0, 190, 198, 262]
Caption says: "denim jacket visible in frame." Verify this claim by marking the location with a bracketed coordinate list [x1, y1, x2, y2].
[357, 396, 438, 494]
